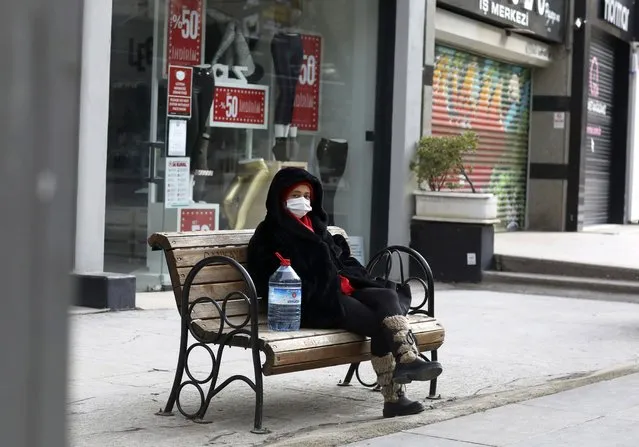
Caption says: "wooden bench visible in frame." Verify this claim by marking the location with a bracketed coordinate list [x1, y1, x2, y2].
[148, 227, 445, 433]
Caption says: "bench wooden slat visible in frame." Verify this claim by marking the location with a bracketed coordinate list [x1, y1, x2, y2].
[266, 355, 371, 375]
[269, 322, 444, 366]
[271, 341, 371, 371]
[170, 246, 247, 268]
[149, 226, 346, 252]
[190, 298, 255, 321]
[149, 231, 254, 251]
[183, 282, 252, 304]
[264, 324, 444, 354]
[176, 264, 246, 285]
[192, 316, 348, 341]
[265, 315, 438, 352]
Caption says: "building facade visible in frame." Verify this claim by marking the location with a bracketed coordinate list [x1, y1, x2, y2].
[423, 0, 571, 231]
[628, 37, 639, 223]
[76, 0, 639, 295]
[422, 0, 639, 232]
[568, 0, 638, 228]
[74, 0, 425, 292]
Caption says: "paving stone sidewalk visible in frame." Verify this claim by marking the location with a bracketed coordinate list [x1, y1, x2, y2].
[68, 289, 639, 446]
[494, 225, 639, 269]
[346, 373, 639, 446]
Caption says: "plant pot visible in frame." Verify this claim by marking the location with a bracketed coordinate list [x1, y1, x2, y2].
[414, 191, 498, 223]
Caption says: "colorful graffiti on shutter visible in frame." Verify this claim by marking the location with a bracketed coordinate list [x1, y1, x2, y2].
[432, 46, 531, 230]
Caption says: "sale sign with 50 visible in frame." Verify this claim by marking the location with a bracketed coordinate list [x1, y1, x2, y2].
[292, 34, 322, 132]
[166, 0, 204, 74]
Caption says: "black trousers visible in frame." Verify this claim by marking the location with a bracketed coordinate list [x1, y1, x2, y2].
[338, 288, 404, 357]
[271, 33, 303, 125]
[186, 66, 214, 171]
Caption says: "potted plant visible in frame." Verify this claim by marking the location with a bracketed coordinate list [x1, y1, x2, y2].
[410, 131, 498, 222]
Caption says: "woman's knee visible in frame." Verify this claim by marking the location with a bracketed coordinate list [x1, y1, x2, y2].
[338, 294, 379, 336]
[358, 288, 403, 313]
[355, 287, 398, 302]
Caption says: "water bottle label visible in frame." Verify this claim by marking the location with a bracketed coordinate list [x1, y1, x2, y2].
[269, 286, 301, 305]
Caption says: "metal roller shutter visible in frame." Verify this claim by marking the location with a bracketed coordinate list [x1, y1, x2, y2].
[584, 32, 615, 225]
[432, 46, 531, 231]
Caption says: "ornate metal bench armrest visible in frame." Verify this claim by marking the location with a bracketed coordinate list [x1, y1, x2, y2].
[182, 255, 261, 342]
[366, 245, 435, 318]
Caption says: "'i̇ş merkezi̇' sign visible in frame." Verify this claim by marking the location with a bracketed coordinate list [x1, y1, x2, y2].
[438, 0, 566, 43]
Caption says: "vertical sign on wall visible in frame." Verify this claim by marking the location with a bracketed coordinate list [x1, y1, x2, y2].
[165, 157, 191, 208]
[292, 34, 322, 132]
[167, 65, 193, 118]
[165, 0, 204, 75]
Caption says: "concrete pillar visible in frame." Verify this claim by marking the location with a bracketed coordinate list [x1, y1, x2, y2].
[73, 0, 135, 309]
[74, 0, 113, 273]
[422, 0, 437, 136]
[387, 0, 426, 246]
[525, 3, 575, 231]
[627, 45, 639, 223]
[526, 42, 573, 231]
[0, 0, 82, 444]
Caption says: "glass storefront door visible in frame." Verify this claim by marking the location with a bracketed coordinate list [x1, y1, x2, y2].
[105, 0, 380, 290]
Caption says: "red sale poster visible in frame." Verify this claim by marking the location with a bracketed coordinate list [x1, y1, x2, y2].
[165, 0, 204, 74]
[210, 84, 269, 129]
[292, 34, 322, 132]
[179, 208, 218, 232]
[167, 65, 193, 118]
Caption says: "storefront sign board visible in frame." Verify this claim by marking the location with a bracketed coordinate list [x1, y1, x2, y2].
[438, 0, 566, 43]
[210, 83, 269, 129]
[598, 0, 636, 40]
[167, 65, 193, 118]
[292, 34, 322, 132]
[165, 157, 191, 208]
[179, 207, 219, 232]
[165, 0, 205, 74]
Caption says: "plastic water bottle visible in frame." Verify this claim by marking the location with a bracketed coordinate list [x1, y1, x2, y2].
[267, 253, 302, 331]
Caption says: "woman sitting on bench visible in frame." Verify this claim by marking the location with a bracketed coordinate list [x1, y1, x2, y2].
[247, 167, 443, 418]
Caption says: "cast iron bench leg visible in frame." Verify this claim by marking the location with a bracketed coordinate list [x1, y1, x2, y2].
[156, 314, 189, 416]
[338, 362, 359, 386]
[427, 348, 441, 400]
[250, 346, 267, 434]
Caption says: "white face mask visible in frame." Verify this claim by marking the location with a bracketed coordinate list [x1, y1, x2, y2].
[286, 197, 312, 218]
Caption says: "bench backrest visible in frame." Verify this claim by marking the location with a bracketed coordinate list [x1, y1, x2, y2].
[148, 227, 347, 322]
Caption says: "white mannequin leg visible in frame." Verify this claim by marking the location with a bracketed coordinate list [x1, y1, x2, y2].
[274, 124, 287, 138]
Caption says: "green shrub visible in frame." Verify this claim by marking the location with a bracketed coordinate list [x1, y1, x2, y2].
[410, 132, 479, 192]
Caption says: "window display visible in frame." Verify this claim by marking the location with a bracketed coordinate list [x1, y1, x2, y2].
[316, 138, 348, 226]
[105, 0, 380, 289]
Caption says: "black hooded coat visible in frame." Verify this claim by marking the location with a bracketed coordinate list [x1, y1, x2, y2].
[246, 167, 382, 328]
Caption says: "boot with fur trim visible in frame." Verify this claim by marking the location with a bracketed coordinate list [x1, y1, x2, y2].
[371, 353, 424, 418]
[382, 315, 443, 385]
